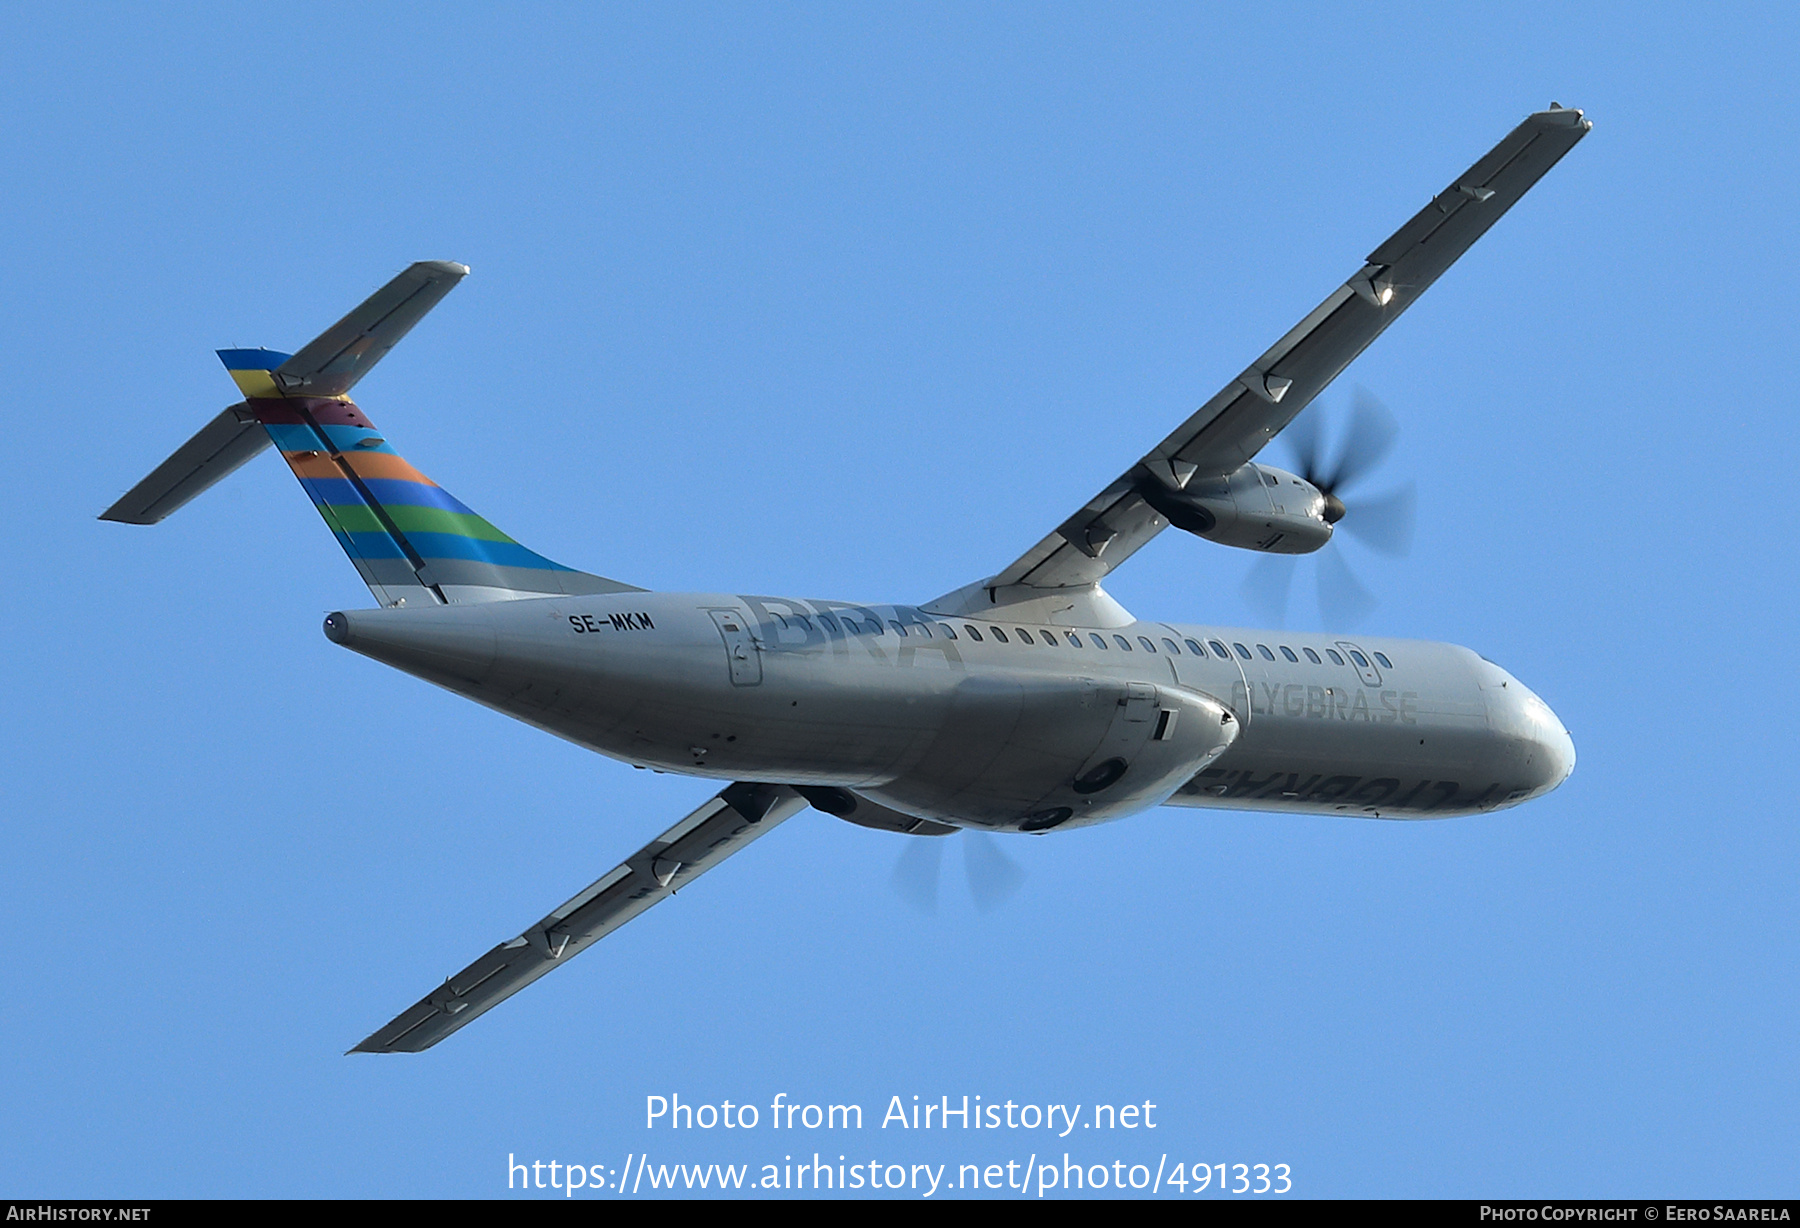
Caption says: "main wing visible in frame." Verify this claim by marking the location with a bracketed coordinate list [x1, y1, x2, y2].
[989, 106, 1591, 593]
[353, 782, 805, 1053]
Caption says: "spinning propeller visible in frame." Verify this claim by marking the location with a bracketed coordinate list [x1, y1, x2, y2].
[891, 830, 1025, 914]
[1242, 388, 1417, 627]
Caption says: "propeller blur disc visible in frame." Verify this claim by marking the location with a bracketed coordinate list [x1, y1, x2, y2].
[1253, 389, 1416, 626]
[890, 829, 1024, 913]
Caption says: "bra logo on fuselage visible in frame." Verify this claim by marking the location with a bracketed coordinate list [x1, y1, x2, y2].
[1236, 680, 1418, 724]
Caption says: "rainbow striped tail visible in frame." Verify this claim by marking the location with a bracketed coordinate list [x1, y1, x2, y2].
[102, 263, 641, 607]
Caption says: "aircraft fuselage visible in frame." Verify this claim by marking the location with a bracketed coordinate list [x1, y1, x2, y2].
[327, 590, 1574, 832]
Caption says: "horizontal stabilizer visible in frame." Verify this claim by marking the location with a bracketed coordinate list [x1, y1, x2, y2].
[271, 261, 468, 398]
[99, 405, 270, 524]
[103, 260, 641, 602]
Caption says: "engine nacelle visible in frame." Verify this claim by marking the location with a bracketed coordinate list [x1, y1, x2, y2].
[859, 674, 1240, 832]
[1139, 462, 1335, 554]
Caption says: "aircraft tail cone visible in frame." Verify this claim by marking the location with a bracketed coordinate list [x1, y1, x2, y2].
[322, 606, 498, 688]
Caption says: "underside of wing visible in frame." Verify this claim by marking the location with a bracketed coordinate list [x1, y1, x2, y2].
[352, 782, 804, 1053]
[981, 106, 1591, 597]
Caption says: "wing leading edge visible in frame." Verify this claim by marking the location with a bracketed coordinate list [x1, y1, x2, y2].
[353, 783, 805, 1053]
[986, 105, 1591, 594]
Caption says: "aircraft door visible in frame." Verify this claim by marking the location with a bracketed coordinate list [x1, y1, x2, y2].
[1163, 625, 1251, 724]
[1336, 640, 1383, 687]
[709, 608, 763, 686]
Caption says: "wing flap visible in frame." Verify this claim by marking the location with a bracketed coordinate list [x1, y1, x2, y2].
[351, 783, 804, 1053]
[985, 106, 1591, 593]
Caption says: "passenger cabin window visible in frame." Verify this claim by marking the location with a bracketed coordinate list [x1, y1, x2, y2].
[1163, 638, 1182, 655]
[1280, 646, 1299, 662]
[1234, 643, 1252, 659]
[1040, 630, 1057, 646]
[1326, 649, 1345, 665]
[1016, 629, 1034, 644]
[915, 623, 933, 638]
[1185, 639, 1205, 656]
[1090, 634, 1109, 650]
[819, 615, 838, 633]
[1303, 647, 1321, 664]
[1257, 644, 1276, 661]
[938, 623, 957, 640]
[1374, 652, 1393, 669]
[990, 627, 1009, 643]
[888, 621, 907, 637]
[965, 626, 983, 641]
[1349, 650, 1371, 667]
[1114, 635, 1133, 651]
[1138, 636, 1158, 653]
[1210, 641, 1230, 659]
[1066, 632, 1084, 648]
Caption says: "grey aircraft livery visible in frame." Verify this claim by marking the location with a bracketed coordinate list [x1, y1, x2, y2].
[103, 106, 1589, 1052]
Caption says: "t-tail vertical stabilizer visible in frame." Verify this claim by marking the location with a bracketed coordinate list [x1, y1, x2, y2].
[101, 262, 642, 607]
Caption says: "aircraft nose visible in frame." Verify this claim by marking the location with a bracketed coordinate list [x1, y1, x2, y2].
[1488, 682, 1575, 800]
[1535, 715, 1576, 793]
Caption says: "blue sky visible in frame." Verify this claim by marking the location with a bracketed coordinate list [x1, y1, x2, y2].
[3, 2, 1795, 1198]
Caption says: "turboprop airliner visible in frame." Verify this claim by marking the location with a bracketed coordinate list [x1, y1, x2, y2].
[103, 106, 1587, 1052]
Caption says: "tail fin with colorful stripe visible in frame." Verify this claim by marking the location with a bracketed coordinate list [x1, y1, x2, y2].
[102, 262, 641, 607]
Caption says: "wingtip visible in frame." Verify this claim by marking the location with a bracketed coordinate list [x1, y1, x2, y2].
[1536, 103, 1591, 130]
[413, 260, 470, 279]
[98, 504, 155, 525]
